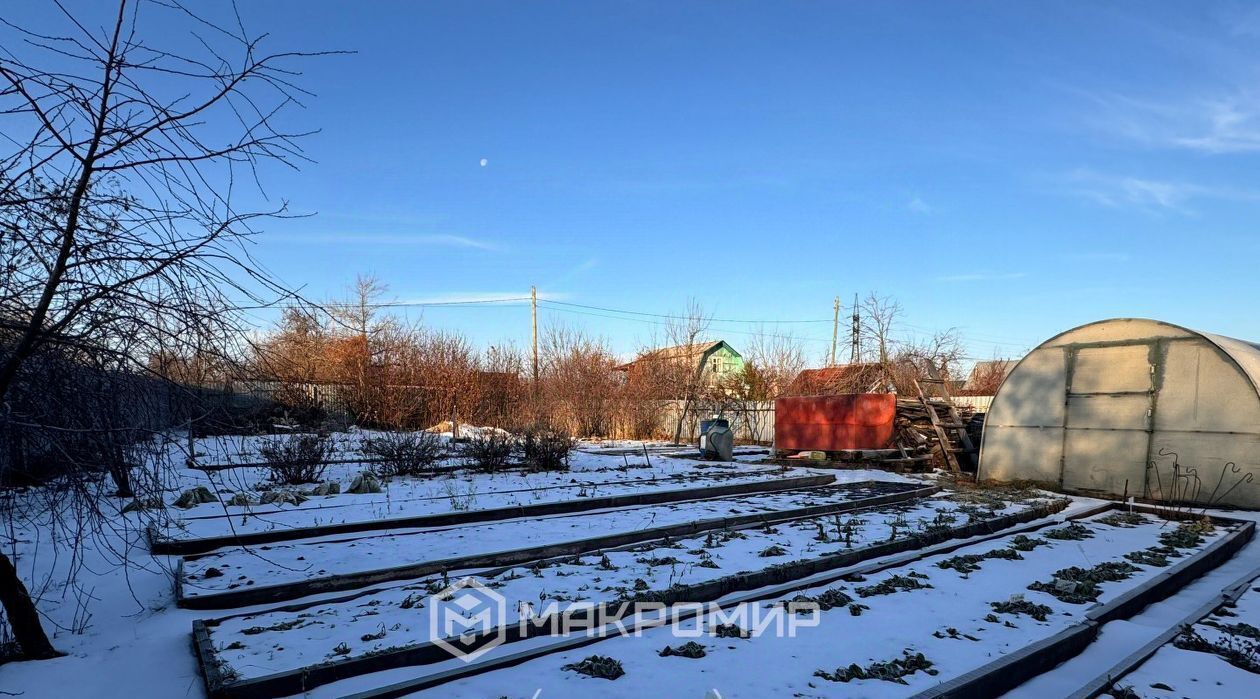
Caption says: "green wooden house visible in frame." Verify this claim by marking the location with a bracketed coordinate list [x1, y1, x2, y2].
[616, 340, 744, 385]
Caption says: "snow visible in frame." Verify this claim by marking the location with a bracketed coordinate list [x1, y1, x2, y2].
[1006, 513, 1260, 698]
[311, 511, 1224, 699]
[1105, 644, 1259, 698]
[5, 429, 1259, 699]
[200, 490, 1052, 684]
[0, 434, 889, 699]
[1081, 511, 1260, 699]
[0, 491, 205, 699]
[156, 467, 798, 545]
[178, 481, 925, 601]
[153, 433, 841, 546]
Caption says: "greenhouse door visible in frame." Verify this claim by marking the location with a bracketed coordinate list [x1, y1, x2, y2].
[1061, 344, 1155, 497]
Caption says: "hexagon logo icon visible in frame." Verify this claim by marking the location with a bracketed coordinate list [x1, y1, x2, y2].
[429, 577, 509, 662]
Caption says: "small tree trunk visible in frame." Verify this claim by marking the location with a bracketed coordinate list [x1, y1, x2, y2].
[108, 463, 134, 498]
[0, 551, 62, 660]
[105, 432, 134, 498]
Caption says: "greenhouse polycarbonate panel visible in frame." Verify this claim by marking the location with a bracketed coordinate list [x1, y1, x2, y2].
[1070, 344, 1152, 394]
[1062, 342, 1154, 495]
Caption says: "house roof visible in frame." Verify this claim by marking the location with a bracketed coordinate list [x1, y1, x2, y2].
[785, 363, 884, 396]
[614, 340, 738, 372]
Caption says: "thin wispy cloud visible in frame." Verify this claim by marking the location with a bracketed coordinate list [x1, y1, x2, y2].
[1064, 168, 1260, 213]
[276, 233, 504, 251]
[936, 272, 1027, 283]
[1086, 89, 1260, 154]
[907, 196, 933, 214]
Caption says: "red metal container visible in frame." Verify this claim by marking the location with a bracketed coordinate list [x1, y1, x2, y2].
[774, 393, 896, 451]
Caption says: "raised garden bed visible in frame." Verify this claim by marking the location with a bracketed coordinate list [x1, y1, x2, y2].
[152, 471, 833, 555]
[193, 488, 1066, 697]
[1097, 564, 1260, 699]
[162, 440, 793, 516]
[294, 506, 1250, 699]
[177, 481, 933, 609]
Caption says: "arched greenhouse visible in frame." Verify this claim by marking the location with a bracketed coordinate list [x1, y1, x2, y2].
[979, 318, 1260, 509]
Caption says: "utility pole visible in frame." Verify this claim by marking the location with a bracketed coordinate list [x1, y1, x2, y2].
[850, 292, 860, 363]
[530, 285, 539, 387]
[830, 296, 840, 366]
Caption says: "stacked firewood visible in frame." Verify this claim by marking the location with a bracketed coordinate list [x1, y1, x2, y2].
[893, 399, 977, 468]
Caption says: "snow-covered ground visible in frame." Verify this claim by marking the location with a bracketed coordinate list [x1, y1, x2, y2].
[200, 489, 1055, 685]
[178, 481, 923, 602]
[153, 433, 815, 547]
[4, 429, 1259, 699]
[375, 512, 1231, 699]
[157, 466, 801, 544]
[0, 434, 866, 699]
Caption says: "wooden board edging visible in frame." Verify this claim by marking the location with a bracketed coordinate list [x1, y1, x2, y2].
[284, 498, 1095, 699]
[193, 493, 1079, 699]
[155, 473, 836, 555]
[1066, 563, 1260, 699]
[910, 511, 1255, 699]
[177, 482, 934, 610]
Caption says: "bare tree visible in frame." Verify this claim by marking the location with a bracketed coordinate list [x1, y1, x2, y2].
[860, 292, 903, 372]
[325, 275, 401, 425]
[666, 300, 712, 444]
[0, 1, 331, 659]
[742, 326, 807, 400]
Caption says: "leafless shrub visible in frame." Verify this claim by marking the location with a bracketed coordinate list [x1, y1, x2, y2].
[463, 432, 515, 472]
[362, 431, 443, 477]
[521, 425, 575, 472]
[260, 434, 333, 484]
[538, 325, 622, 438]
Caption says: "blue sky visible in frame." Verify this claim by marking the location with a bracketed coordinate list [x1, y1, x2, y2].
[16, 1, 1260, 362]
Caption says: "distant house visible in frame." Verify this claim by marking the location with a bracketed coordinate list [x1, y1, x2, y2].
[962, 359, 1017, 394]
[785, 363, 885, 396]
[615, 340, 744, 386]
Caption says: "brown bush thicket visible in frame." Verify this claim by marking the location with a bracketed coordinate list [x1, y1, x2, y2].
[463, 431, 515, 472]
[478, 344, 528, 429]
[521, 425, 575, 471]
[250, 281, 520, 434]
[963, 356, 1012, 395]
[246, 287, 977, 449]
[260, 433, 334, 485]
[362, 430, 443, 477]
[536, 325, 624, 438]
[251, 291, 695, 441]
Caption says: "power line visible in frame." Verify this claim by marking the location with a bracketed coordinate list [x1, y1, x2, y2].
[235, 290, 1027, 363]
[538, 303, 835, 345]
[236, 297, 532, 311]
[542, 299, 1033, 354]
[541, 299, 833, 325]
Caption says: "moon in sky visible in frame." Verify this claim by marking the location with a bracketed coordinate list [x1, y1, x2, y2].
[479, 158, 488, 167]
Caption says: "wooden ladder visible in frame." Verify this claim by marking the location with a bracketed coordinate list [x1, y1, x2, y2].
[913, 360, 978, 473]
